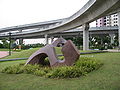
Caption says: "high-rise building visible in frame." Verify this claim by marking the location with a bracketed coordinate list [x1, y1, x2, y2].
[96, 13, 118, 27]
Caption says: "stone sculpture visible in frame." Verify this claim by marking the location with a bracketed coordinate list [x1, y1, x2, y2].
[25, 38, 80, 67]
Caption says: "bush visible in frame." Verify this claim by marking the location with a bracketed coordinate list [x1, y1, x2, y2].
[1, 63, 41, 74]
[0, 43, 3, 48]
[44, 58, 50, 66]
[58, 56, 64, 60]
[75, 57, 103, 72]
[34, 70, 46, 76]
[34, 67, 51, 76]
[46, 66, 86, 78]
[22, 64, 41, 74]
[19, 62, 26, 66]
[99, 46, 105, 50]
[21, 43, 44, 50]
[1, 65, 23, 74]
[1, 57, 103, 78]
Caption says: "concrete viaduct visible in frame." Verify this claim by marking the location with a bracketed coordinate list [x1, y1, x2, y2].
[0, 26, 118, 44]
[0, 0, 120, 50]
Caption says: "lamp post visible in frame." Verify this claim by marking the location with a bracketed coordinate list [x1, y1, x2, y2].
[8, 32, 12, 56]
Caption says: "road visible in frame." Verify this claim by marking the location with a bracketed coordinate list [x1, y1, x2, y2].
[0, 51, 9, 58]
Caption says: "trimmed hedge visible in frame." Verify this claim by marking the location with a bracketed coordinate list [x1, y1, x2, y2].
[46, 66, 86, 78]
[1, 57, 103, 78]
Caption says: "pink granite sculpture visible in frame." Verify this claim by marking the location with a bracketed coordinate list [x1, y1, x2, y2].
[25, 38, 80, 67]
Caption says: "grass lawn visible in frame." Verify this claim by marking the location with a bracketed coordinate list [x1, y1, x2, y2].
[1, 47, 101, 59]
[0, 46, 101, 58]
[0, 48, 9, 51]
[0, 47, 120, 90]
[0, 48, 23, 52]
[1, 48, 39, 59]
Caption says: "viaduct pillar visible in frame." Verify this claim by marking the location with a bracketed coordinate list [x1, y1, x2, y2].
[82, 23, 89, 50]
[19, 29, 23, 45]
[109, 34, 115, 44]
[51, 36, 54, 43]
[118, 12, 120, 49]
[19, 30, 23, 49]
[45, 34, 48, 45]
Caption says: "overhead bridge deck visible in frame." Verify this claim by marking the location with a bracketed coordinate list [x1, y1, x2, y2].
[0, 0, 120, 50]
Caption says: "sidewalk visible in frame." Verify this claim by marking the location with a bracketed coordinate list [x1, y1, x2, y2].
[0, 51, 9, 58]
[103, 49, 120, 52]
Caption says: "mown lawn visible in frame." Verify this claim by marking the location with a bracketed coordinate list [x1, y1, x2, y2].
[0, 48, 9, 51]
[1, 48, 39, 59]
[1, 47, 101, 59]
[0, 49, 120, 90]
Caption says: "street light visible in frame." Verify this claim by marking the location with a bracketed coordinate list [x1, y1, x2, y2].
[8, 32, 12, 56]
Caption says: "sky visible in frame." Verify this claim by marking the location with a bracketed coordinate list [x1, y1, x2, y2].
[0, 0, 95, 44]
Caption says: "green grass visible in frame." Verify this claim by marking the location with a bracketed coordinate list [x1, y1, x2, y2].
[1, 57, 102, 78]
[1, 47, 101, 59]
[0, 48, 22, 52]
[0, 48, 9, 51]
[2, 48, 39, 59]
[55, 47, 100, 53]
[0, 52, 120, 90]
[2, 47, 61, 59]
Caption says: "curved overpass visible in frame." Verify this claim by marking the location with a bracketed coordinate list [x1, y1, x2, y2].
[0, 0, 120, 34]
[0, 26, 118, 38]
[0, 0, 120, 50]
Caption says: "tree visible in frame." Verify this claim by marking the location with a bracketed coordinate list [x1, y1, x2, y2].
[1, 38, 9, 48]
[65, 36, 83, 49]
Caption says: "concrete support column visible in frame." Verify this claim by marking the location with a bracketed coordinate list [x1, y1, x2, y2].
[109, 34, 115, 44]
[51, 36, 54, 43]
[19, 30, 23, 45]
[118, 12, 120, 49]
[19, 30, 23, 50]
[82, 23, 89, 50]
[8, 32, 12, 55]
[60, 36, 63, 38]
[45, 34, 48, 45]
[19, 38, 23, 45]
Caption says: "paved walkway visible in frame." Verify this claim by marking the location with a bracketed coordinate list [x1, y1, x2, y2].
[0, 51, 9, 58]
[103, 49, 120, 52]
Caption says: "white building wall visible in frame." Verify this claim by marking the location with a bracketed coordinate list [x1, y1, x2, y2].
[96, 13, 118, 27]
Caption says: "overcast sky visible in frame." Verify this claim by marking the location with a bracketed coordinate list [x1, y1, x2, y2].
[0, 0, 92, 28]
[0, 0, 96, 44]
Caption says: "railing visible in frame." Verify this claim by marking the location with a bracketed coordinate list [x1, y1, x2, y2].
[0, 51, 107, 62]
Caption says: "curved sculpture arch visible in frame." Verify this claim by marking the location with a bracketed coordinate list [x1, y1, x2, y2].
[25, 38, 80, 67]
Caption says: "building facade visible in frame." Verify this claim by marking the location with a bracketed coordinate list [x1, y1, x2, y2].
[96, 13, 118, 27]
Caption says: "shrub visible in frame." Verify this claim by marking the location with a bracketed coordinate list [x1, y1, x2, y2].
[1, 65, 23, 74]
[46, 66, 86, 78]
[34, 67, 51, 76]
[19, 62, 26, 66]
[1, 57, 103, 79]
[43, 67, 51, 73]
[22, 64, 40, 74]
[75, 57, 103, 72]
[44, 58, 50, 66]
[21, 43, 44, 50]
[34, 70, 46, 76]
[0, 43, 3, 48]
[1, 63, 41, 74]
[58, 56, 64, 60]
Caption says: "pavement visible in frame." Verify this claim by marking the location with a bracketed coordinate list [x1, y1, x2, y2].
[0, 51, 9, 58]
[103, 49, 120, 52]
